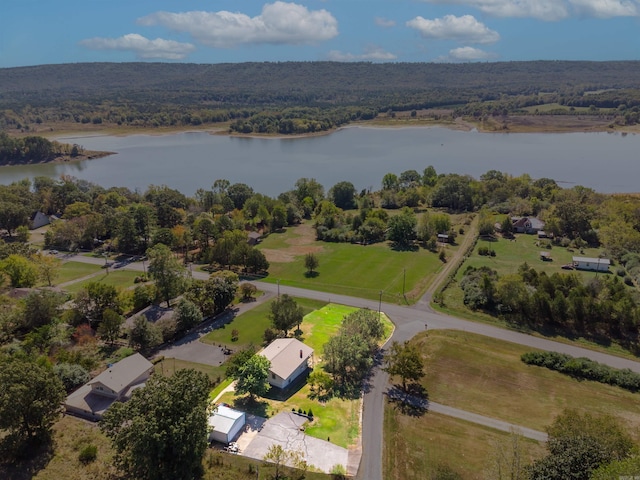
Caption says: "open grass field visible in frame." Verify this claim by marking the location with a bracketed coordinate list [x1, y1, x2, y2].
[413, 330, 640, 434]
[54, 261, 102, 285]
[201, 297, 328, 349]
[383, 409, 546, 480]
[63, 270, 143, 293]
[258, 220, 471, 304]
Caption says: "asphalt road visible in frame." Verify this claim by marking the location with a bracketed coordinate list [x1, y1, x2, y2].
[64, 254, 640, 480]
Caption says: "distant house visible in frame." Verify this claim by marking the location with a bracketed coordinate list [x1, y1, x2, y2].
[573, 256, 610, 272]
[64, 353, 154, 420]
[30, 211, 50, 230]
[208, 405, 246, 444]
[437, 233, 449, 243]
[247, 231, 262, 246]
[511, 216, 545, 234]
[259, 338, 314, 389]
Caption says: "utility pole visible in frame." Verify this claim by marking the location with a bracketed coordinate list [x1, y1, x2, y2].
[378, 290, 383, 320]
[402, 268, 406, 297]
[277, 279, 280, 298]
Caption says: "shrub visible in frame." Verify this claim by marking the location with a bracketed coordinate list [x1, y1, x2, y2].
[624, 276, 634, 286]
[231, 329, 239, 342]
[478, 246, 489, 256]
[78, 444, 97, 464]
[617, 268, 626, 277]
[54, 362, 90, 392]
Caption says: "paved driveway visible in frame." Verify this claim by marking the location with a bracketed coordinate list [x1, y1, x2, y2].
[242, 412, 348, 474]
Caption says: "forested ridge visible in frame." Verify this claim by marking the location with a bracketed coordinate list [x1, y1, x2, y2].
[2, 61, 640, 135]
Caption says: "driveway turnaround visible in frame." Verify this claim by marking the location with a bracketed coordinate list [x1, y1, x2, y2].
[242, 412, 349, 474]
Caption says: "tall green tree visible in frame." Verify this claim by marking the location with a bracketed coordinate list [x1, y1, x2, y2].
[75, 281, 120, 325]
[22, 289, 65, 330]
[386, 207, 417, 247]
[97, 308, 124, 345]
[270, 294, 304, 336]
[100, 369, 210, 480]
[383, 341, 425, 392]
[329, 181, 357, 210]
[234, 354, 271, 400]
[174, 298, 203, 333]
[0, 354, 65, 453]
[147, 243, 188, 308]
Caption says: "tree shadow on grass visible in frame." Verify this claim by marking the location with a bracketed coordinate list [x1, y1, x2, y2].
[263, 371, 309, 402]
[304, 271, 319, 278]
[390, 242, 419, 252]
[386, 383, 429, 417]
[232, 396, 269, 418]
[0, 435, 54, 480]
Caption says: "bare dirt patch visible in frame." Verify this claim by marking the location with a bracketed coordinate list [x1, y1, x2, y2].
[262, 223, 324, 263]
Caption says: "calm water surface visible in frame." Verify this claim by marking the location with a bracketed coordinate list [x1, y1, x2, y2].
[1, 127, 638, 195]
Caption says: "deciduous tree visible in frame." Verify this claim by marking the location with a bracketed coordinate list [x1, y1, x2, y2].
[234, 354, 271, 400]
[100, 369, 210, 480]
[147, 243, 188, 308]
[270, 294, 304, 336]
[383, 341, 425, 392]
[304, 252, 319, 274]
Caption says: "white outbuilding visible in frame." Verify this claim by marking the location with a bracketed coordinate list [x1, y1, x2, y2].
[573, 256, 610, 272]
[208, 405, 246, 444]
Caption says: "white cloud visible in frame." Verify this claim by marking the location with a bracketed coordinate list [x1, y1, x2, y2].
[407, 14, 500, 44]
[449, 46, 494, 60]
[375, 17, 396, 27]
[138, 2, 338, 48]
[569, 0, 638, 18]
[420, 0, 640, 20]
[327, 46, 397, 62]
[80, 34, 195, 60]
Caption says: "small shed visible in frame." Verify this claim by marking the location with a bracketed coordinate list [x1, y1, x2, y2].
[208, 405, 246, 444]
[437, 234, 450, 243]
[573, 256, 610, 272]
[247, 231, 262, 245]
[539, 251, 551, 261]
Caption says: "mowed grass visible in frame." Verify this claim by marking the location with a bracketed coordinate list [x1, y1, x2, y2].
[155, 358, 227, 385]
[384, 409, 545, 480]
[414, 330, 640, 435]
[63, 270, 143, 293]
[258, 222, 452, 304]
[219, 380, 360, 449]
[462, 234, 606, 278]
[55, 261, 102, 285]
[201, 297, 328, 349]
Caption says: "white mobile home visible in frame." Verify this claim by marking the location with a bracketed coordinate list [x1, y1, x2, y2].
[572, 256, 610, 272]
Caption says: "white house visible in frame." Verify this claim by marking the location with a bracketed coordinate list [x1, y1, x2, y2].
[64, 353, 154, 420]
[259, 338, 314, 389]
[573, 256, 610, 272]
[208, 405, 246, 444]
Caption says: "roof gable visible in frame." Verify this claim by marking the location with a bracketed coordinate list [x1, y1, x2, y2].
[88, 353, 153, 395]
[259, 338, 313, 380]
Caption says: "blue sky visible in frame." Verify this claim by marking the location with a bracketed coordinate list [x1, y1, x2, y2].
[1, 0, 640, 67]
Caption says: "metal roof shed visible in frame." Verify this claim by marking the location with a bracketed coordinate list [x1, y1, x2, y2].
[208, 406, 246, 444]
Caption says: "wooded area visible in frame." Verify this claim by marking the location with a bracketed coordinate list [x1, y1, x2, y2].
[2, 61, 640, 134]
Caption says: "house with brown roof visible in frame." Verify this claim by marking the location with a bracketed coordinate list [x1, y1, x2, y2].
[64, 353, 154, 420]
[259, 338, 313, 389]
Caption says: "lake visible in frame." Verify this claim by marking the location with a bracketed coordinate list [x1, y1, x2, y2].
[1, 127, 638, 195]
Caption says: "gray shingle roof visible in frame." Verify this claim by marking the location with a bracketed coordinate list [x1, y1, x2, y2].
[88, 353, 153, 395]
[259, 338, 313, 380]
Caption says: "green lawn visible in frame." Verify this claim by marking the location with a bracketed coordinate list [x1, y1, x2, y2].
[258, 222, 468, 304]
[55, 261, 102, 285]
[412, 330, 640, 435]
[384, 408, 545, 480]
[201, 297, 328, 349]
[63, 270, 143, 293]
[461, 233, 606, 278]
[155, 358, 227, 385]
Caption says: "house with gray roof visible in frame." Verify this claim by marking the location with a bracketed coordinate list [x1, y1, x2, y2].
[259, 338, 313, 389]
[64, 353, 154, 420]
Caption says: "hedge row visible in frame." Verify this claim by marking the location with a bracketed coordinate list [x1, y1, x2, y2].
[521, 351, 640, 393]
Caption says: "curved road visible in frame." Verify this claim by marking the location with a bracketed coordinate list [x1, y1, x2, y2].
[65, 254, 640, 479]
